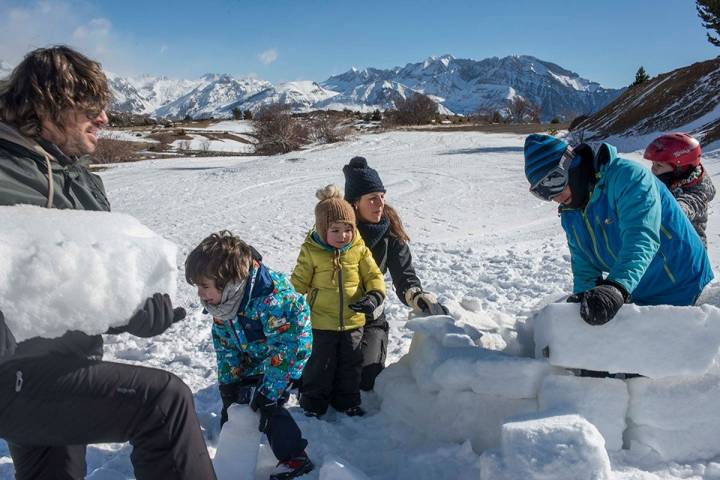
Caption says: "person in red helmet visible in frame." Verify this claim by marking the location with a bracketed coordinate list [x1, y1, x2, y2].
[644, 133, 716, 246]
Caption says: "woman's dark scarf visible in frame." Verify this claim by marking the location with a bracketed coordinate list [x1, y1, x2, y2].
[357, 217, 390, 248]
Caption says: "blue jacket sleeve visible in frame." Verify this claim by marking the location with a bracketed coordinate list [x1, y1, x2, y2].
[257, 292, 312, 401]
[605, 161, 661, 294]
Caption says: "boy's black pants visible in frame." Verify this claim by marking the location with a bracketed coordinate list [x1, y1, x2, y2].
[0, 356, 216, 480]
[220, 379, 307, 462]
[360, 315, 389, 391]
[300, 328, 363, 415]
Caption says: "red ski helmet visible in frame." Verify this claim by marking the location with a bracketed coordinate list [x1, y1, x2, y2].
[643, 132, 701, 169]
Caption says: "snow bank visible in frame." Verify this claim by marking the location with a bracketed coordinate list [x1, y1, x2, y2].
[480, 414, 612, 480]
[626, 374, 720, 462]
[406, 315, 557, 398]
[533, 303, 720, 378]
[0, 206, 177, 341]
[539, 375, 628, 451]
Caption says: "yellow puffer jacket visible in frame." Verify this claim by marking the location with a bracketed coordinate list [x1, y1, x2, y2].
[291, 229, 386, 331]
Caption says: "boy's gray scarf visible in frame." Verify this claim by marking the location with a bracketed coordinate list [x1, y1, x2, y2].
[202, 278, 247, 321]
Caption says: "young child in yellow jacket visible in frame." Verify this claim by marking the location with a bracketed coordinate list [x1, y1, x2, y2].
[291, 185, 386, 417]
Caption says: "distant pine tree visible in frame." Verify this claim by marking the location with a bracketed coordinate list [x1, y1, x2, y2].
[232, 107, 243, 120]
[632, 66, 650, 86]
[697, 0, 720, 47]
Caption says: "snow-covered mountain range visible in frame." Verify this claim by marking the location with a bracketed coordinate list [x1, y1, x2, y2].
[1, 54, 622, 121]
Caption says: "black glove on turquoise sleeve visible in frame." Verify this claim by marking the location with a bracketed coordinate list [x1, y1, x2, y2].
[348, 291, 384, 315]
[580, 280, 628, 326]
[0, 310, 17, 358]
[108, 293, 185, 338]
[566, 292, 585, 303]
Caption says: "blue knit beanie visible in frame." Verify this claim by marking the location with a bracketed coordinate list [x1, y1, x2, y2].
[343, 156, 386, 203]
[524, 134, 569, 185]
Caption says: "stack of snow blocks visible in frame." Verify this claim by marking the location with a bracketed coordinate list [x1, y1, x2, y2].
[534, 302, 720, 463]
[375, 315, 558, 453]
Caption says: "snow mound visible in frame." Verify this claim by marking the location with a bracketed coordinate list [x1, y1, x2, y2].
[539, 375, 628, 451]
[533, 303, 720, 378]
[406, 315, 558, 398]
[0, 205, 177, 341]
[319, 457, 371, 480]
[627, 374, 720, 462]
[480, 414, 612, 480]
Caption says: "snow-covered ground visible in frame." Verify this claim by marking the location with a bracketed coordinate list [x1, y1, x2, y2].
[2, 130, 720, 479]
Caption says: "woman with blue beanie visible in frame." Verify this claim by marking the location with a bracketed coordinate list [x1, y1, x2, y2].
[524, 134, 713, 325]
[343, 156, 448, 390]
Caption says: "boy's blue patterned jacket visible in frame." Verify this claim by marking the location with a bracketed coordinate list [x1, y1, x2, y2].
[211, 260, 313, 401]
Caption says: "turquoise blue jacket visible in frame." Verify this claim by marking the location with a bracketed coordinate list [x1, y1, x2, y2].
[211, 262, 313, 401]
[560, 143, 713, 306]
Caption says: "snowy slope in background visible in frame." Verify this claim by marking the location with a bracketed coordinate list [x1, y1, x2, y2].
[0, 130, 719, 478]
[577, 58, 720, 145]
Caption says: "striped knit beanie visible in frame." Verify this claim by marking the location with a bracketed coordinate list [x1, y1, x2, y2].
[524, 134, 569, 185]
[315, 185, 356, 242]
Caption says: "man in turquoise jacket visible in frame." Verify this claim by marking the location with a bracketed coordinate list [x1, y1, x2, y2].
[524, 134, 713, 325]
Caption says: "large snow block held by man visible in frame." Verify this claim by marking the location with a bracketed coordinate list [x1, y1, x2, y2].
[539, 375, 628, 451]
[533, 303, 720, 378]
[626, 374, 720, 462]
[406, 315, 557, 398]
[480, 414, 612, 480]
[0, 205, 177, 341]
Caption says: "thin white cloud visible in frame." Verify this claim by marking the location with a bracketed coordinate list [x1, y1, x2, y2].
[258, 49, 278, 65]
[160, 44, 168, 55]
[0, 1, 140, 75]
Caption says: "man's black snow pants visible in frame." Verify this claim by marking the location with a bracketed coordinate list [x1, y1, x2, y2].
[360, 315, 389, 391]
[300, 328, 363, 415]
[0, 356, 216, 480]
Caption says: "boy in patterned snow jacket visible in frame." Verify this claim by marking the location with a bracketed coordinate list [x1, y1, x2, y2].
[291, 185, 386, 418]
[185, 231, 314, 479]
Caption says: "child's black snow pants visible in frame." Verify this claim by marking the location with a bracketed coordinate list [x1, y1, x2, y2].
[300, 328, 363, 415]
[0, 356, 216, 480]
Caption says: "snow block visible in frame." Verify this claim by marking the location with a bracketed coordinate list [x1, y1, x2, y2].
[481, 414, 611, 480]
[407, 323, 557, 398]
[0, 206, 177, 341]
[626, 374, 720, 462]
[213, 404, 262, 479]
[539, 375, 628, 451]
[376, 356, 538, 453]
[533, 303, 720, 378]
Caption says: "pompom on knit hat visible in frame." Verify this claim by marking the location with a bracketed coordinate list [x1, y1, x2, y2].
[315, 185, 356, 241]
[343, 156, 386, 203]
[523, 134, 569, 186]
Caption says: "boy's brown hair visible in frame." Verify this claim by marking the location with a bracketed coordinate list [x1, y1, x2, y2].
[0, 45, 111, 137]
[185, 230, 253, 289]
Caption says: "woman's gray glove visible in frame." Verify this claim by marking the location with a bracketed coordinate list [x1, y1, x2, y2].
[107, 293, 185, 338]
[405, 287, 449, 316]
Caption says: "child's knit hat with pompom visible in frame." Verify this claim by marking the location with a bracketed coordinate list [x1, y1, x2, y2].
[315, 184, 356, 241]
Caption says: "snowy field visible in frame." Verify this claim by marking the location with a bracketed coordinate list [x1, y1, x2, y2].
[2, 129, 720, 479]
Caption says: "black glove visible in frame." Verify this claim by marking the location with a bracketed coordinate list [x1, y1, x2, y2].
[108, 293, 185, 338]
[349, 291, 384, 315]
[579, 281, 628, 326]
[250, 389, 278, 433]
[566, 292, 585, 303]
[219, 382, 255, 426]
[0, 310, 17, 358]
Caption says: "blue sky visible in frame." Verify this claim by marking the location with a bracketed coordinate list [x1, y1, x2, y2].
[0, 0, 716, 88]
